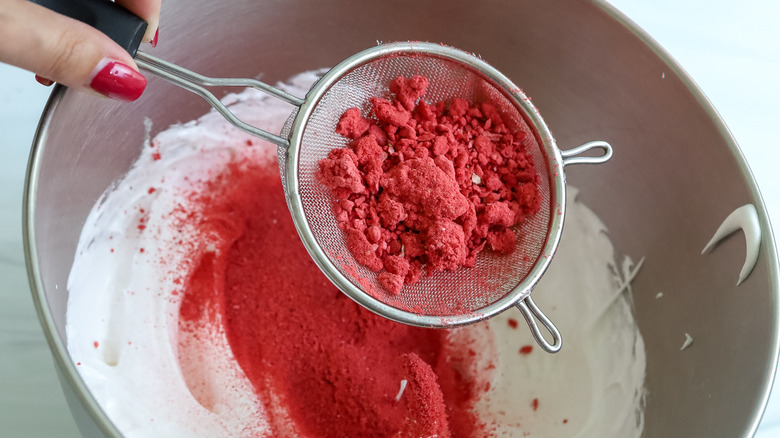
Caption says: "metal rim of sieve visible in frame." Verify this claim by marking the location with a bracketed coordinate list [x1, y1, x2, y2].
[282, 42, 612, 351]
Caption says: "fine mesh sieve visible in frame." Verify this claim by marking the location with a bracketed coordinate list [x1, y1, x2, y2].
[280, 51, 555, 319]
[134, 42, 611, 353]
[275, 43, 611, 353]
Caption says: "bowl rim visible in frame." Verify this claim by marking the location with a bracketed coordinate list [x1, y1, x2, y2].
[22, 1, 780, 436]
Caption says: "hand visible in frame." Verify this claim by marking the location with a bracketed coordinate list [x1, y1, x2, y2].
[0, 0, 160, 101]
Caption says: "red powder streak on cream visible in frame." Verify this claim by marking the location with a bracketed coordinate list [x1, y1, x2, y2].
[177, 161, 495, 437]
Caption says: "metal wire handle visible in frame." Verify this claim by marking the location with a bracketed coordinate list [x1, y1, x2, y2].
[134, 51, 303, 148]
[561, 141, 613, 167]
[515, 296, 562, 353]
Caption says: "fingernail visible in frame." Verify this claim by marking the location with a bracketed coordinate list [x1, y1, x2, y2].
[89, 60, 147, 102]
[151, 28, 159, 48]
[35, 75, 54, 86]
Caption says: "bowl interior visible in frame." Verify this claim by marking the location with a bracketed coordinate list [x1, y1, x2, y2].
[26, 0, 779, 437]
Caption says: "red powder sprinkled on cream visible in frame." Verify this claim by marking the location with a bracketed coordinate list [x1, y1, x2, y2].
[532, 398, 539, 411]
[152, 152, 162, 161]
[563, 419, 568, 424]
[178, 162, 494, 437]
[507, 318, 518, 329]
[519, 345, 533, 355]
[317, 75, 541, 295]
[148, 187, 156, 194]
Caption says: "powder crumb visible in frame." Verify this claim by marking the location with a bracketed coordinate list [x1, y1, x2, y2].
[680, 333, 694, 351]
[519, 345, 533, 355]
[378, 272, 404, 295]
[507, 318, 518, 329]
[531, 398, 539, 411]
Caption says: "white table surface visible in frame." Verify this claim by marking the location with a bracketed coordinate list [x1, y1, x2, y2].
[0, 1, 778, 436]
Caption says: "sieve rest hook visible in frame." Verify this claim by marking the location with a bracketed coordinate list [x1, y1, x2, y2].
[560, 141, 613, 167]
[515, 296, 562, 353]
[134, 52, 304, 149]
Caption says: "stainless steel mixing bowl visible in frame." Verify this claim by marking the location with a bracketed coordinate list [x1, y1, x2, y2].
[23, 0, 779, 436]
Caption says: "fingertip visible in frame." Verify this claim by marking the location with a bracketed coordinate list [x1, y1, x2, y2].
[35, 75, 55, 87]
[88, 59, 147, 102]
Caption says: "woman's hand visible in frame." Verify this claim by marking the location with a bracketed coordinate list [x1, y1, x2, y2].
[0, 0, 160, 101]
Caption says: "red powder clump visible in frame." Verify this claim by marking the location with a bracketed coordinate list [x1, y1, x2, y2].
[317, 75, 541, 294]
[179, 162, 495, 437]
[397, 353, 451, 437]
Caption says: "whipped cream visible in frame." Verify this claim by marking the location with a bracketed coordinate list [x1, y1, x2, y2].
[480, 188, 646, 437]
[66, 70, 646, 437]
[702, 204, 761, 285]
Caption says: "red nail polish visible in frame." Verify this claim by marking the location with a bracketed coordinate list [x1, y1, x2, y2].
[35, 75, 54, 86]
[151, 28, 159, 48]
[89, 61, 147, 102]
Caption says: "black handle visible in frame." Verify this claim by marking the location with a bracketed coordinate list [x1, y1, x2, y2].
[31, 0, 147, 56]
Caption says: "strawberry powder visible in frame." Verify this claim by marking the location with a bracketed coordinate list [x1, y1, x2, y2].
[317, 75, 541, 294]
[178, 162, 495, 437]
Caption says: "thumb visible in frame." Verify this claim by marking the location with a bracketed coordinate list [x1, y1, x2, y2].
[0, 0, 147, 102]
